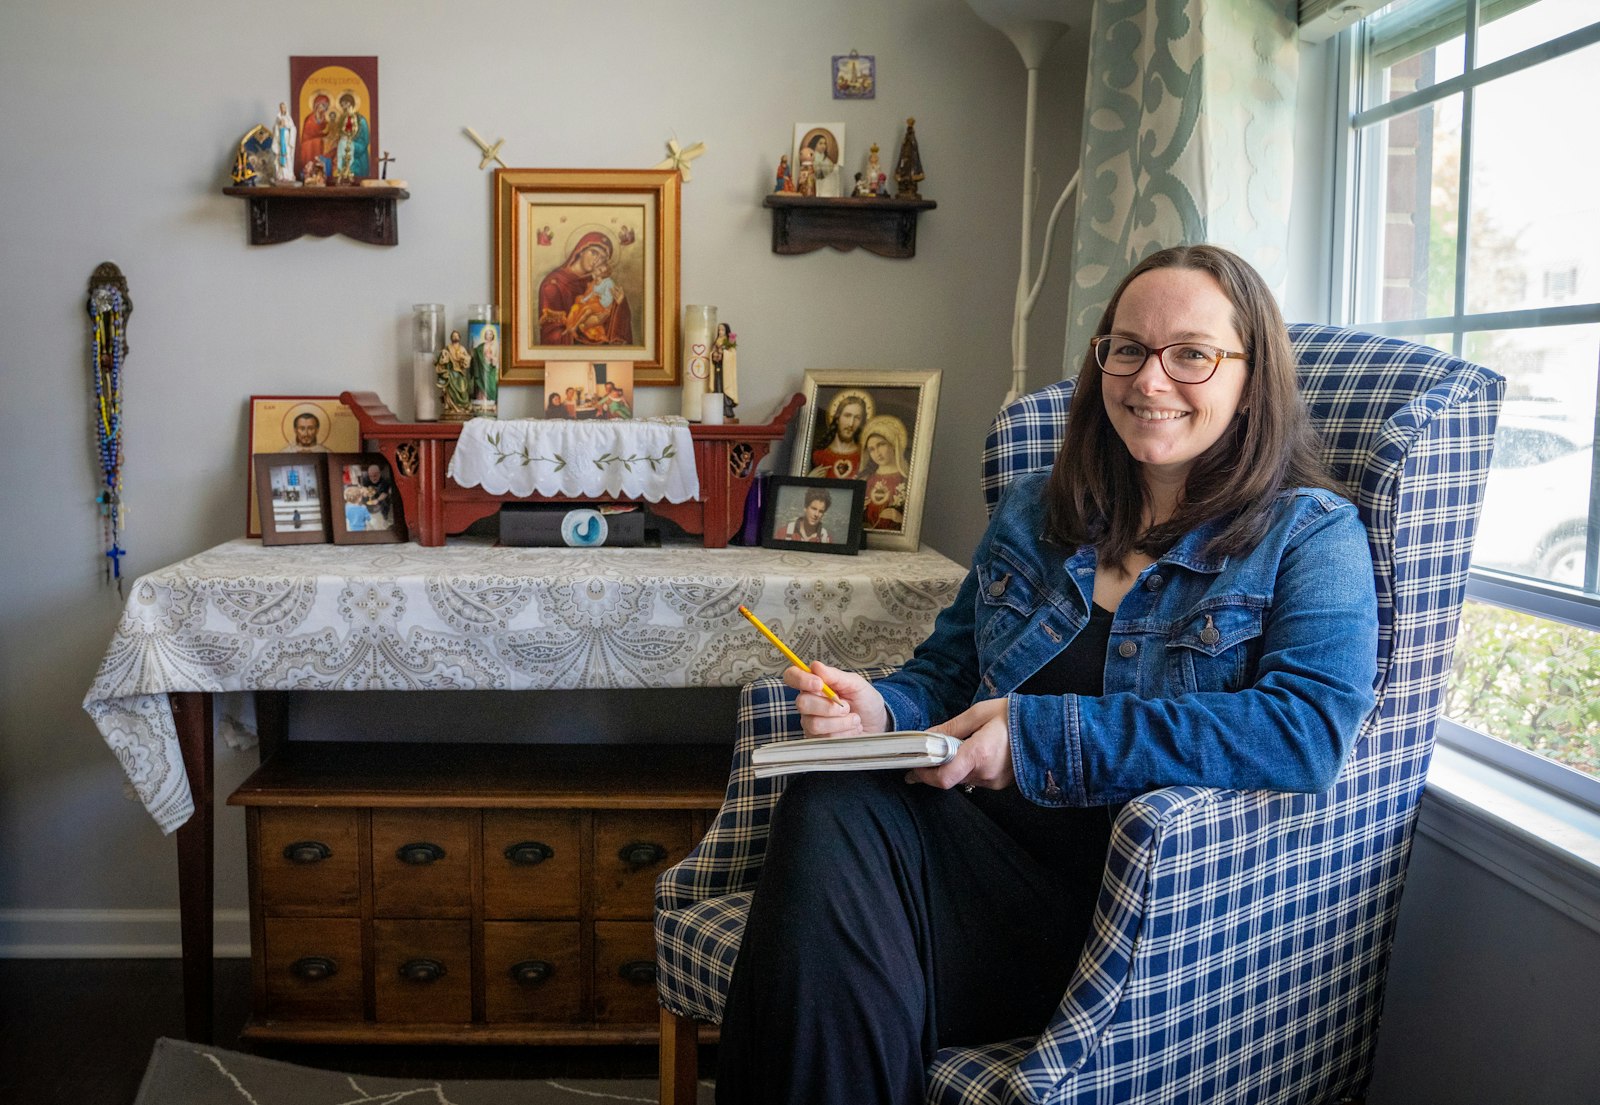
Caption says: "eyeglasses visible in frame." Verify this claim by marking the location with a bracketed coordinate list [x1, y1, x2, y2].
[1092, 336, 1247, 384]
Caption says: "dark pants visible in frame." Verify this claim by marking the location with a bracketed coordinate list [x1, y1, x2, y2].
[715, 772, 1110, 1105]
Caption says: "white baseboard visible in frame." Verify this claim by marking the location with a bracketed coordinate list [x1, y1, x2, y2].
[0, 909, 251, 958]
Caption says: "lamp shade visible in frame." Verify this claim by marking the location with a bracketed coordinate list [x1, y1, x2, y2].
[964, 0, 1092, 67]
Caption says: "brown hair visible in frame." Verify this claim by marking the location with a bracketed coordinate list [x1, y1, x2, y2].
[1044, 244, 1338, 563]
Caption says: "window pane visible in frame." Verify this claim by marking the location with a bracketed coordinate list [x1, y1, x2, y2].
[1446, 599, 1600, 777]
[1365, 0, 1466, 106]
[1479, 0, 1597, 67]
[1470, 324, 1599, 589]
[1466, 41, 1600, 314]
[1354, 96, 1462, 322]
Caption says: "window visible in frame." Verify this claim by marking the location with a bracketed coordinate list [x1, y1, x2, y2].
[1339, 0, 1600, 794]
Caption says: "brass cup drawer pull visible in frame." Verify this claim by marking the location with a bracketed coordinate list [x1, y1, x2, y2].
[283, 840, 332, 864]
[618, 960, 657, 985]
[290, 955, 338, 981]
[618, 841, 668, 869]
[396, 842, 446, 865]
[510, 959, 553, 987]
[398, 958, 447, 983]
[504, 840, 554, 866]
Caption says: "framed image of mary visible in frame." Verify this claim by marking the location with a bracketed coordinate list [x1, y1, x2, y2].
[494, 168, 681, 387]
[289, 56, 378, 183]
[792, 369, 941, 552]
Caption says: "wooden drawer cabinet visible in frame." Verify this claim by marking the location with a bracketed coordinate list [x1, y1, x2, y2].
[230, 742, 725, 1044]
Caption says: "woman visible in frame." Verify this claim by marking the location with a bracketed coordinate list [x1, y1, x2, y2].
[537, 232, 633, 346]
[859, 413, 909, 531]
[715, 245, 1380, 1105]
[544, 391, 567, 419]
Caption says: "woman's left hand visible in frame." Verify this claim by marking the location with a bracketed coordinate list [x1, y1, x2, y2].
[908, 697, 1016, 791]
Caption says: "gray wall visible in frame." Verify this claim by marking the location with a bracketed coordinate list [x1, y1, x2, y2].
[0, 0, 1085, 945]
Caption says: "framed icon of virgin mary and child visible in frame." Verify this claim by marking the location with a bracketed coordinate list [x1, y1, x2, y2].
[494, 168, 681, 386]
[793, 368, 941, 552]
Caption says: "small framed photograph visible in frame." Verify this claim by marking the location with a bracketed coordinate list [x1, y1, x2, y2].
[792, 369, 942, 552]
[253, 455, 331, 545]
[832, 52, 874, 99]
[542, 361, 636, 419]
[761, 476, 864, 555]
[326, 454, 408, 544]
[246, 395, 362, 537]
[494, 168, 680, 386]
[289, 55, 378, 183]
[792, 122, 846, 197]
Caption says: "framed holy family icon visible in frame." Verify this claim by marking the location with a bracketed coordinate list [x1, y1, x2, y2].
[793, 369, 941, 552]
[289, 56, 378, 184]
[493, 168, 681, 386]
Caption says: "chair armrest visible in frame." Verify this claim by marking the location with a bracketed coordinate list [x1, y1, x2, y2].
[655, 668, 898, 913]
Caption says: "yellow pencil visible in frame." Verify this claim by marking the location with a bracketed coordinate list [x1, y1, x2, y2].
[737, 604, 842, 702]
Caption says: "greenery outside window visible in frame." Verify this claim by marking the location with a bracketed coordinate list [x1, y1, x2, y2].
[1339, 0, 1600, 796]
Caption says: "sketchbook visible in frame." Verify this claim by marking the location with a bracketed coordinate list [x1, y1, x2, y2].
[751, 731, 962, 779]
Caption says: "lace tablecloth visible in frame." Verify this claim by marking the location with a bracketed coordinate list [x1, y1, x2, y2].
[84, 538, 967, 832]
[448, 417, 700, 501]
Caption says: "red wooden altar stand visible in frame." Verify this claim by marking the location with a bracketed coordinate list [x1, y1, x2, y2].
[341, 391, 804, 548]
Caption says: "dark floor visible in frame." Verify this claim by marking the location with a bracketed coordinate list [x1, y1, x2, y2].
[0, 957, 716, 1105]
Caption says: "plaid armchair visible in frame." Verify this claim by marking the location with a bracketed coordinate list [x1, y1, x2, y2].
[654, 324, 1503, 1105]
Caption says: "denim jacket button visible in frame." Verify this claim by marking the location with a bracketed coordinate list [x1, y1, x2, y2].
[1146, 573, 1164, 590]
[987, 576, 1008, 598]
[1044, 784, 1063, 801]
[1117, 640, 1137, 658]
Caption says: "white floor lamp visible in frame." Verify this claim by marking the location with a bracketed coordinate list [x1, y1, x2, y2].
[964, 0, 1092, 404]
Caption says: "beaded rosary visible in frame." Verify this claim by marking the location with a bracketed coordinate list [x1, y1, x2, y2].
[88, 262, 131, 594]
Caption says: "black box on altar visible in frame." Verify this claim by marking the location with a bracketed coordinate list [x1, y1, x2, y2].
[499, 503, 646, 547]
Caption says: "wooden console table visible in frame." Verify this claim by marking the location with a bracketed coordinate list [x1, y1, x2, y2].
[341, 391, 804, 548]
[84, 539, 967, 1043]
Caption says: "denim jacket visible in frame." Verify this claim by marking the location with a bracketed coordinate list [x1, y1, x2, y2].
[875, 472, 1378, 808]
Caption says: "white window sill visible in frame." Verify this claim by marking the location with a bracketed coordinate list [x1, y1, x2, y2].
[1419, 743, 1600, 936]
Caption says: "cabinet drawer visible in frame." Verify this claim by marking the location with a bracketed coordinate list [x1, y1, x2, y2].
[263, 917, 363, 1021]
[371, 809, 472, 919]
[257, 809, 360, 917]
[593, 811, 694, 919]
[373, 919, 472, 1023]
[593, 920, 661, 1024]
[482, 810, 581, 920]
[482, 921, 583, 1023]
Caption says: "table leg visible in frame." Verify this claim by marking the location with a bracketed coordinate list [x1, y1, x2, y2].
[171, 691, 214, 1043]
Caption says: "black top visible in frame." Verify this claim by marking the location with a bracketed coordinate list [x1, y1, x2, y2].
[967, 603, 1116, 878]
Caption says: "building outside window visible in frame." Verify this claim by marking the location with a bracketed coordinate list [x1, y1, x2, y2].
[1338, 0, 1600, 794]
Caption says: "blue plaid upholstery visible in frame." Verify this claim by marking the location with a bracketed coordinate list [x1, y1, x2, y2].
[656, 324, 1504, 1104]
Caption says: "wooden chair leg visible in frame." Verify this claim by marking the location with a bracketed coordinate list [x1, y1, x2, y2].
[659, 1007, 700, 1105]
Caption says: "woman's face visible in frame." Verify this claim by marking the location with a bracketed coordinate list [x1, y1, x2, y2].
[868, 434, 894, 468]
[1099, 267, 1247, 490]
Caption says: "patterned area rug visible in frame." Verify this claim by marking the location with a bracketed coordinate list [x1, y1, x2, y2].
[134, 1037, 714, 1105]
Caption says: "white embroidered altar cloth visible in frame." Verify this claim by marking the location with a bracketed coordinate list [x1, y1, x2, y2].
[84, 538, 966, 834]
[448, 417, 700, 502]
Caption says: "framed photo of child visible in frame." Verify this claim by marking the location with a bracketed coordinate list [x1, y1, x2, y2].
[494, 168, 680, 386]
[252, 455, 332, 546]
[326, 454, 408, 544]
[760, 476, 865, 555]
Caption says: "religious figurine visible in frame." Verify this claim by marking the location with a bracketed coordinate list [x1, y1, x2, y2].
[231, 124, 274, 186]
[302, 157, 327, 187]
[895, 118, 924, 199]
[867, 142, 887, 196]
[774, 154, 791, 193]
[851, 172, 871, 197]
[795, 146, 816, 196]
[710, 321, 738, 420]
[435, 329, 472, 420]
[273, 103, 298, 186]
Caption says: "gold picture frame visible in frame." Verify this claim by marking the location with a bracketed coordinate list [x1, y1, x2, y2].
[494, 168, 681, 386]
[792, 368, 941, 552]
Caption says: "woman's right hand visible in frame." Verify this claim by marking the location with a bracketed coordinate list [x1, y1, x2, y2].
[782, 661, 888, 738]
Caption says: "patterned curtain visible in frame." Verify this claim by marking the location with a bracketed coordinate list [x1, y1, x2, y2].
[1062, 0, 1300, 370]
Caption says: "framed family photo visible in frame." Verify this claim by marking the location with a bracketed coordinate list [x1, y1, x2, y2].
[289, 55, 378, 184]
[245, 395, 361, 538]
[494, 168, 681, 386]
[761, 476, 864, 555]
[792, 369, 941, 552]
[326, 453, 407, 544]
[253, 455, 331, 546]
[542, 361, 636, 419]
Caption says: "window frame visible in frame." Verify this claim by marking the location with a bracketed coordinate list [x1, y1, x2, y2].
[1334, 0, 1600, 812]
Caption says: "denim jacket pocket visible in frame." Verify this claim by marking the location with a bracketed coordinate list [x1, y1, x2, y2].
[1165, 601, 1265, 693]
[975, 547, 1042, 651]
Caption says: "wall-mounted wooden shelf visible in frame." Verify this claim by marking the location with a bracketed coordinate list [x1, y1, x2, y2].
[762, 194, 936, 258]
[223, 185, 409, 246]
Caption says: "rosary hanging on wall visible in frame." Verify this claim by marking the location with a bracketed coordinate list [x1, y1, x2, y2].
[88, 262, 131, 595]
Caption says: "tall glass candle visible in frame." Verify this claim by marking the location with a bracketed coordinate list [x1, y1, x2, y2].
[681, 305, 716, 421]
[412, 303, 444, 421]
[466, 304, 499, 420]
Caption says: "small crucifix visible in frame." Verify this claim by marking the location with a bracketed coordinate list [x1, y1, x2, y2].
[464, 126, 508, 170]
[378, 150, 396, 180]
